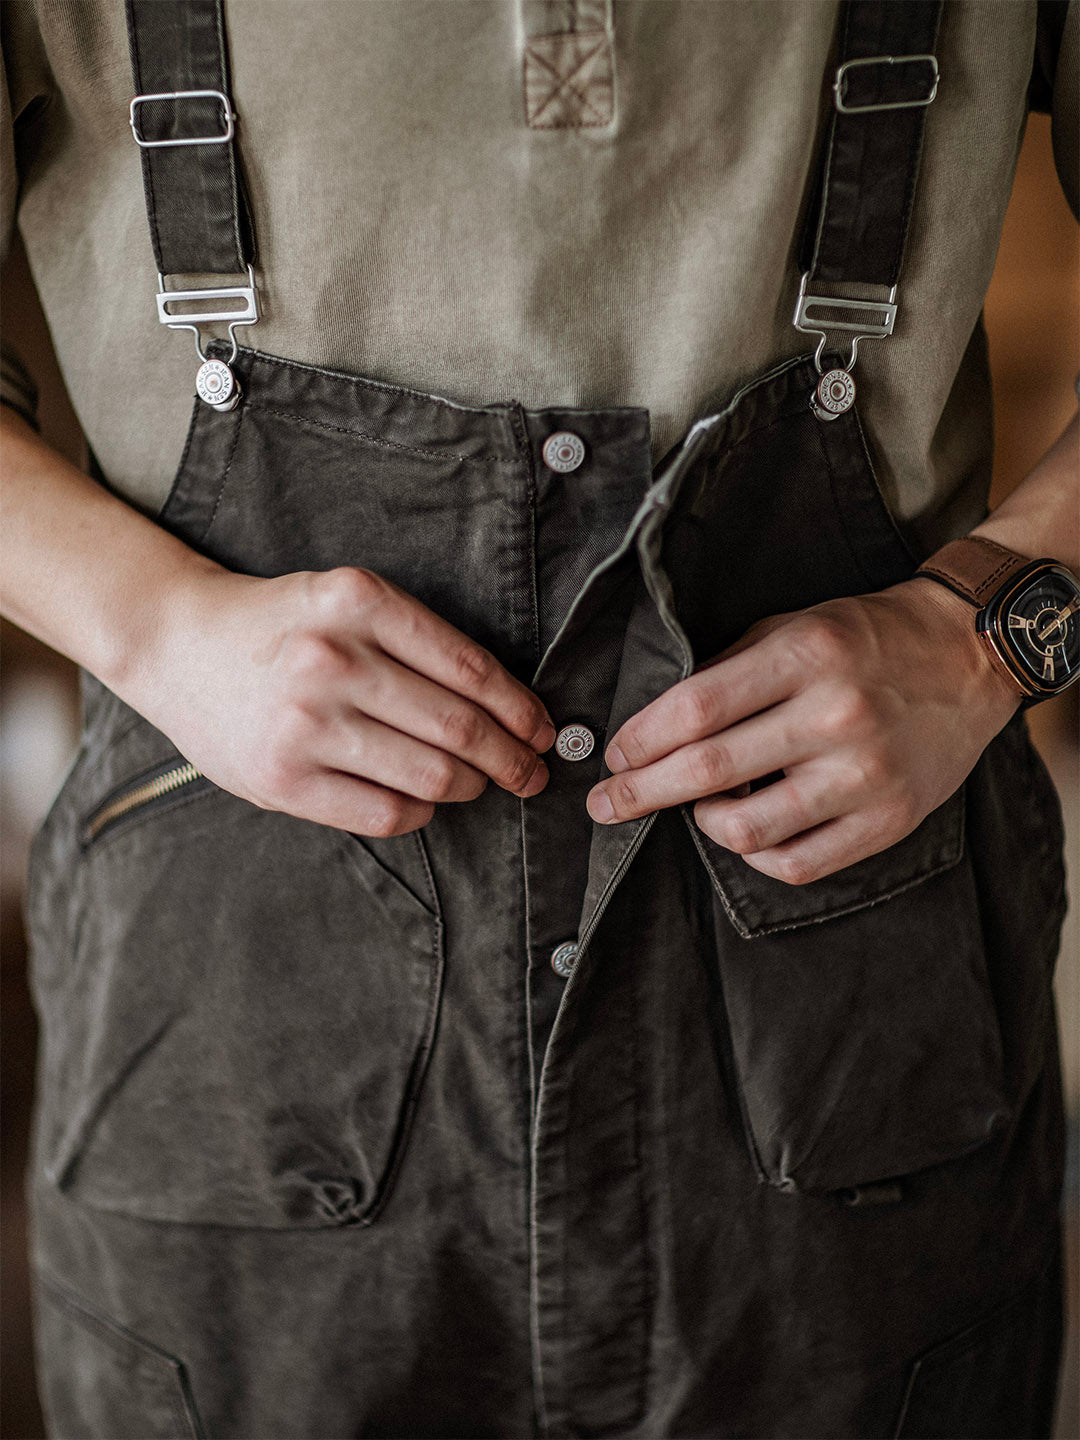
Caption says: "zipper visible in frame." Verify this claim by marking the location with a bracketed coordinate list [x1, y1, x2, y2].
[81, 760, 206, 846]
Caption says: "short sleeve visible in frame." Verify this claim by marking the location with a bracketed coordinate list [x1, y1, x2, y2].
[1030, 0, 1079, 220]
[1, 46, 39, 426]
[1, 3, 54, 430]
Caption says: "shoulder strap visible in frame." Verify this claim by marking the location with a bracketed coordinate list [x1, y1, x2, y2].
[802, 0, 943, 289]
[125, 0, 255, 278]
[794, 0, 942, 399]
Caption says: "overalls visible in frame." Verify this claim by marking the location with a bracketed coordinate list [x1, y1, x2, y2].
[24, 3, 1068, 1436]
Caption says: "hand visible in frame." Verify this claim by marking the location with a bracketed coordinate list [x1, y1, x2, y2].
[125, 565, 555, 837]
[585, 579, 1022, 884]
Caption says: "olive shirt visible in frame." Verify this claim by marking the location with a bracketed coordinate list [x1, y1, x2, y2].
[1, 0, 1076, 558]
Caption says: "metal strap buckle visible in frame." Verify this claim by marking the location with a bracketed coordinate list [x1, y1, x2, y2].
[793, 272, 897, 374]
[129, 89, 235, 148]
[156, 262, 258, 366]
[834, 54, 939, 115]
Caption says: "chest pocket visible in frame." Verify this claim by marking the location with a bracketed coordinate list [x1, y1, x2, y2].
[25, 687, 444, 1229]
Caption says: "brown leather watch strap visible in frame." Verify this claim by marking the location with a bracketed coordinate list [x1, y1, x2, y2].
[914, 536, 1034, 607]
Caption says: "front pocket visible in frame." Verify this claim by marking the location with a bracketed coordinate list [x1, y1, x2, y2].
[80, 758, 212, 848]
[657, 356, 1012, 1196]
[892, 1244, 1063, 1438]
[33, 1270, 204, 1439]
[688, 785, 1009, 1195]
[29, 716, 445, 1230]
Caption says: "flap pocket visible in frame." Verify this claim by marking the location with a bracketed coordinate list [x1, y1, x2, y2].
[684, 785, 1011, 1195]
[686, 786, 965, 939]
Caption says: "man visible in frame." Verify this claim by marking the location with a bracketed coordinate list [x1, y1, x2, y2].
[2, 1, 1077, 1434]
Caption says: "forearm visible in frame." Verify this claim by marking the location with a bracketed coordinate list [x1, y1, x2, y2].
[969, 408, 1080, 571]
[0, 404, 222, 693]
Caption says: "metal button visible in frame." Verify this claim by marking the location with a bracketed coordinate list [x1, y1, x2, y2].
[195, 357, 240, 411]
[811, 368, 855, 420]
[541, 431, 586, 474]
[551, 941, 579, 978]
[555, 724, 594, 762]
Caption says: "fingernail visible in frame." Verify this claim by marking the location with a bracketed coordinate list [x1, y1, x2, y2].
[531, 718, 557, 752]
[606, 744, 628, 773]
[587, 788, 615, 823]
[519, 758, 548, 797]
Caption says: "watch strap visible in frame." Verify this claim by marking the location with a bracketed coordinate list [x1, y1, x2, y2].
[914, 536, 1035, 607]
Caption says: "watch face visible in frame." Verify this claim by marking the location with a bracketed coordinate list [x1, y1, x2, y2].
[991, 564, 1080, 693]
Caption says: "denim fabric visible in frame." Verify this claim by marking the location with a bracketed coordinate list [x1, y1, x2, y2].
[24, 345, 1067, 1437]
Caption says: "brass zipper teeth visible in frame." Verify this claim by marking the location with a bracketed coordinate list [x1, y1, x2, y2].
[85, 761, 202, 842]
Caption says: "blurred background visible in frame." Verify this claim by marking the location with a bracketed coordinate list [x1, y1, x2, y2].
[1, 111, 1078, 1438]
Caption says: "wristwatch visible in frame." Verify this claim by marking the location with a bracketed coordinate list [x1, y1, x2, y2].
[914, 536, 1080, 703]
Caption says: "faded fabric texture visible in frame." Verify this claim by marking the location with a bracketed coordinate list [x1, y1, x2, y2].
[0, 0, 1077, 557]
[23, 338, 1068, 1436]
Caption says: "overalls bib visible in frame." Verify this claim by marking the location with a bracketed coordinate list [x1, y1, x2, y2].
[24, 3, 1068, 1436]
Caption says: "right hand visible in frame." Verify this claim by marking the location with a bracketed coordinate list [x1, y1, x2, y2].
[123, 564, 555, 836]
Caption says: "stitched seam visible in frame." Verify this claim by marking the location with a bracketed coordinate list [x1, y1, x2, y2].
[731, 823, 964, 936]
[199, 404, 245, 543]
[527, 52, 610, 127]
[526, 56, 606, 127]
[810, 411, 886, 593]
[156, 395, 204, 524]
[529, 48, 608, 126]
[243, 401, 511, 468]
[966, 536, 1022, 562]
[972, 556, 1024, 598]
[220, 341, 650, 422]
[889, 9, 941, 283]
[916, 562, 980, 604]
[525, 36, 612, 127]
[228, 344, 520, 418]
[919, 548, 1020, 604]
[891, 1247, 1057, 1437]
[211, 0, 245, 269]
[808, 2, 846, 277]
[362, 832, 444, 1227]
[627, 957, 653, 1425]
[36, 1269, 201, 1437]
[128, 3, 165, 272]
[509, 402, 542, 666]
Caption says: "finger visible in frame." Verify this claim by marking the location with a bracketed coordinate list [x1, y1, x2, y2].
[605, 630, 800, 773]
[316, 710, 493, 805]
[365, 578, 555, 749]
[740, 809, 902, 887]
[286, 769, 437, 838]
[587, 703, 817, 823]
[691, 770, 844, 855]
[344, 651, 549, 797]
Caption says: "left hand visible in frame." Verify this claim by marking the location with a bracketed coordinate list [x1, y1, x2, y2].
[585, 578, 1023, 884]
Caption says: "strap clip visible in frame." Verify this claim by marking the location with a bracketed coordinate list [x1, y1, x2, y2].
[793, 272, 897, 375]
[155, 263, 258, 367]
[129, 89, 235, 148]
[833, 54, 939, 114]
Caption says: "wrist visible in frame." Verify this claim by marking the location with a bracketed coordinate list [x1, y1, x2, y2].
[97, 542, 226, 706]
[901, 576, 1024, 720]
